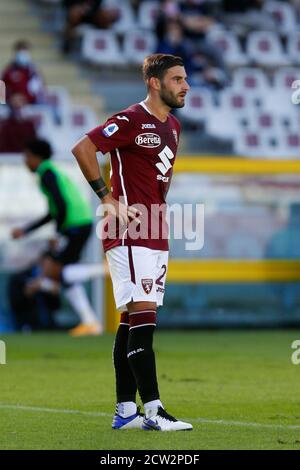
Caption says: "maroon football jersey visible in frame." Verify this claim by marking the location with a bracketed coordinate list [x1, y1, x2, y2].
[87, 102, 181, 252]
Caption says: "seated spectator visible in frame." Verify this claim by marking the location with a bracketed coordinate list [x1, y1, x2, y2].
[179, 0, 216, 41]
[156, 0, 228, 79]
[221, 0, 277, 35]
[0, 94, 37, 153]
[179, 0, 227, 72]
[1, 40, 45, 106]
[156, 19, 227, 90]
[62, 0, 120, 54]
[156, 20, 193, 74]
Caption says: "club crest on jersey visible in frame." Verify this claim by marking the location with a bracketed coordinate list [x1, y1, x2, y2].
[135, 133, 161, 148]
[102, 123, 119, 137]
[142, 123, 156, 129]
[172, 129, 178, 144]
[141, 279, 153, 294]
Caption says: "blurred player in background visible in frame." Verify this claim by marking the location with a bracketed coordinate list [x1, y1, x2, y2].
[11, 139, 103, 336]
[72, 54, 192, 430]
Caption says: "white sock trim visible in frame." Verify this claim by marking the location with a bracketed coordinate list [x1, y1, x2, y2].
[129, 323, 156, 330]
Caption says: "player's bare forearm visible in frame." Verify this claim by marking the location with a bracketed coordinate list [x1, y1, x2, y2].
[72, 135, 102, 183]
[72, 136, 110, 200]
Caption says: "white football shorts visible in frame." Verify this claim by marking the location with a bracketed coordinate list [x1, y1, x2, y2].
[106, 246, 169, 311]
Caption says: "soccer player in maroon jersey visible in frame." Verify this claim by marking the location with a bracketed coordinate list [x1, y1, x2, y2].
[72, 54, 192, 431]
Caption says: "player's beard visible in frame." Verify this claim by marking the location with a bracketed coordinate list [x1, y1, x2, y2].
[159, 82, 185, 109]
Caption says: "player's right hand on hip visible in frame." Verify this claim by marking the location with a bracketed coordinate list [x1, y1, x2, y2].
[102, 194, 141, 226]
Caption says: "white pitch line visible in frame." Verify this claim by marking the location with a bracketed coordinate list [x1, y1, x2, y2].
[1, 403, 300, 431]
[0, 404, 109, 418]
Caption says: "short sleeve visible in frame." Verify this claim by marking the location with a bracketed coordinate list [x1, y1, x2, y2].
[86, 114, 133, 154]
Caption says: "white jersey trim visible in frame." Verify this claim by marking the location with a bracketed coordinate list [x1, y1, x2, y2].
[139, 100, 152, 115]
[115, 148, 129, 246]
[115, 148, 128, 206]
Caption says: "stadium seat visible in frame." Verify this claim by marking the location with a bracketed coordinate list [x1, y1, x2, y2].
[45, 86, 71, 124]
[219, 89, 258, 116]
[123, 30, 157, 64]
[280, 131, 300, 158]
[232, 68, 269, 95]
[287, 33, 300, 65]
[177, 88, 214, 123]
[273, 67, 300, 91]
[282, 110, 300, 131]
[20, 105, 55, 140]
[49, 127, 77, 155]
[137, 1, 160, 31]
[263, 1, 297, 34]
[68, 105, 98, 139]
[82, 30, 125, 65]
[206, 108, 241, 139]
[246, 111, 282, 134]
[263, 89, 296, 115]
[234, 130, 267, 157]
[207, 30, 248, 67]
[110, 0, 136, 34]
[246, 31, 288, 66]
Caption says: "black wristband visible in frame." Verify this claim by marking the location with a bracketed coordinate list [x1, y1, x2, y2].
[89, 177, 109, 199]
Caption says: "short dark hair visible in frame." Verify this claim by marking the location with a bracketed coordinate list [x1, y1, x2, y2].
[25, 139, 52, 160]
[14, 40, 31, 51]
[142, 54, 184, 83]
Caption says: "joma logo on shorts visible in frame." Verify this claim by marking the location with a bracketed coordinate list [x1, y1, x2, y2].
[135, 133, 161, 148]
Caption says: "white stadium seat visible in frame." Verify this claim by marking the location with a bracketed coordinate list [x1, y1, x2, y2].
[246, 111, 282, 134]
[45, 86, 71, 124]
[207, 30, 248, 67]
[68, 105, 98, 139]
[20, 105, 55, 140]
[206, 108, 240, 139]
[235, 129, 296, 158]
[123, 30, 157, 64]
[280, 131, 300, 158]
[137, 1, 160, 31]
[273, 67, 300, 91]
[177, 88, 214, 123]
[232, 68, 269, 95]
[263, 89, 296, 115]
[264, 1, 297, 34]
[82, 30, 124, 65]
[287, 33, 300, 65]
[109, 1, 137, 34]
[247, 31, 288, 66]
[234, 130, 265, 157]
[219, 89, 258, 116]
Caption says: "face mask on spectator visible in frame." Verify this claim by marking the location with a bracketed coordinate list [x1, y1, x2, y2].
[15, 50, 32, 67]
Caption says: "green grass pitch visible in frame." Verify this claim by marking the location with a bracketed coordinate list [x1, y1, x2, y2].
[1, 330, 300, 450]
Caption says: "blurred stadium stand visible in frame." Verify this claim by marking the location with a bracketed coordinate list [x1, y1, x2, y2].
[1, 0, 300, 331]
